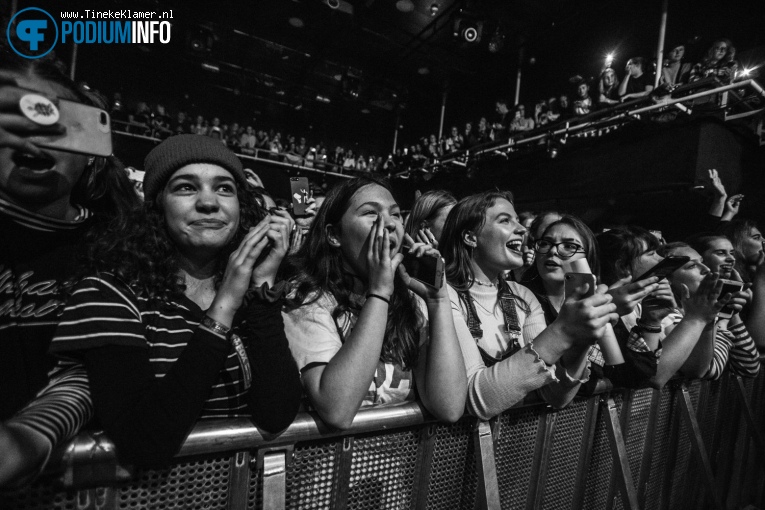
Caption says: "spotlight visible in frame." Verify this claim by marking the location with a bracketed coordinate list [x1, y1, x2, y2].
[325, 0, 340, 9]
[430, 3, 439, 16]
[605, 53, 614, 67]
[453, 18, 482, 45]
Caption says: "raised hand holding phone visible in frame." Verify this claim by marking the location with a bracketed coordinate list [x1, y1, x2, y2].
[563, 259, 624, 363]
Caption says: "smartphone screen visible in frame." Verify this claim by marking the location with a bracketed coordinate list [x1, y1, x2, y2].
[718, 279, 744, 318]
[290, 177, 310, 216]
[564, 273, 596, 299]
[632, 256, 690, 283]
[402, 251, 443, 289]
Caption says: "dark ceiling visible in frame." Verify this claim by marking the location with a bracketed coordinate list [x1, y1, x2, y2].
[9, 0, 765, 155]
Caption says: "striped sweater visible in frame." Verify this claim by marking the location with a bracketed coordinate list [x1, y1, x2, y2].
[668, 312, 760, 380]
[0, 196, 92, 420]
[49, 273, 302, 467]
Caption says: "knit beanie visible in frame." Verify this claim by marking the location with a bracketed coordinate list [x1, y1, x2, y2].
[143, 134, 246, 202]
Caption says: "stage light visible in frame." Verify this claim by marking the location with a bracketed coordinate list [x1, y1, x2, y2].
[453, 18, 482, 44]
[740, 68, 752, 77]
[430, 3, 439, 16]
[605, 53, 614, 67]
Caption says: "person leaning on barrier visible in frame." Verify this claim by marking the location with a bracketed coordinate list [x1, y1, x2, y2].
[658, 242, 759, 380]
[48, 135, 302, 468]
[520, 215, 662, 395]
[597, 226, 734, 387]
[281, 176, 467, 430]
[439, 191, 619, 420]
[0, 50, 139, 487]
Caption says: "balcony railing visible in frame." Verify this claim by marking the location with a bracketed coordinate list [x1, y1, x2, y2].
[2, 363, 764, 509]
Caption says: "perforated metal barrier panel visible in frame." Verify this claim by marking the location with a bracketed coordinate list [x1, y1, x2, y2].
[3, 368, 764, 510]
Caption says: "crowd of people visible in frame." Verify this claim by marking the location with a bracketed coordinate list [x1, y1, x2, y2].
[107, 37, 747, 177]
[1, 38, 763, 492]
[110, 96, 390, 174]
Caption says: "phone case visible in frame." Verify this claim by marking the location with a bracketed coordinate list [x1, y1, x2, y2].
[718, 279, 744, 319]
[403, 252, 443, 289]
[632, 256, 690, 283]
[290, 177, 310, 216]
[564, 273, 596, 299]
[28, 98, 112, 157]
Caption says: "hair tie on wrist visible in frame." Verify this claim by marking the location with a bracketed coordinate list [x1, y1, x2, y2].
[366, 293, 390, 305]
[637, 321, 662, 334]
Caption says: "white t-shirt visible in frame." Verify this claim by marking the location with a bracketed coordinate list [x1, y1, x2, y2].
[283, 292, 429, 406]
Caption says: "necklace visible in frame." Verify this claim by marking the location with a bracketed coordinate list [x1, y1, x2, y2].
[474, 278, 498, 287]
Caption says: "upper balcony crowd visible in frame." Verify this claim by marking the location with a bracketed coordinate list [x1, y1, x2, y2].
[108, 38, 750, 175]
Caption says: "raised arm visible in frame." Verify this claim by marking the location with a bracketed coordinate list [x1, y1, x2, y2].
[403, 244, 466, 423]
[298, 217, 402, 430]
[0, 362, 92, 488]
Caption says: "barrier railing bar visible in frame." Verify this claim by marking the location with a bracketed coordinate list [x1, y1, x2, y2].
[637, 389, 661, 508]
[605, 391, 634, 510]
[228, 451, 250, 510]
[411, 424, 437, 510]
[660, 385, 682, 510]
[261, 451, 287, 510]
[677, 384, 724, 510]
[570, 396, 599, 510]
[527, 408, 557, 510]
[473, 421, 501, 510]
[713, 376, 740, 504]
[331, 436, 354, 509]
[179, 401, 431, 458]
[432, 79, 764, 171]
[687, 381, 711, 510]
[727, 419, 750, 510]
[734, 376, 765, 462]
[603, 396, 639, 510]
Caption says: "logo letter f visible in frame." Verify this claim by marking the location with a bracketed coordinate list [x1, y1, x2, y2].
[17, 20, 47, 51]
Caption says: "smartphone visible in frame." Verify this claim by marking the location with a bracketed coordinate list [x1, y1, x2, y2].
[718, 279, 744, 319]
[28, 98, 112, 157]
[290, 177, 310, 216]
[564, 273, 596, 299]
[632, 256, 690, 283]
[402, 250, 444, 289]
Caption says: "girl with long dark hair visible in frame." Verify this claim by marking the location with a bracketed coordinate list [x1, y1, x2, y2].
[282, 176, 466, 429]
[49, 135, 302, 468]
[0, 47, 139, 486]
[439, 191, 618, 420]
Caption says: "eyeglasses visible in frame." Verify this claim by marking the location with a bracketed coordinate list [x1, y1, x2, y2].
[534, 239, 585, 259]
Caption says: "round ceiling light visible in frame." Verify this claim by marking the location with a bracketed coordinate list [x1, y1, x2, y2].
[288, 17, 304, 28]
[396, 0, 414, 13]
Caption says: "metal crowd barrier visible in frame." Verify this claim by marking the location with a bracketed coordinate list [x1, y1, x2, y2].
[2, 364, 764, 509]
